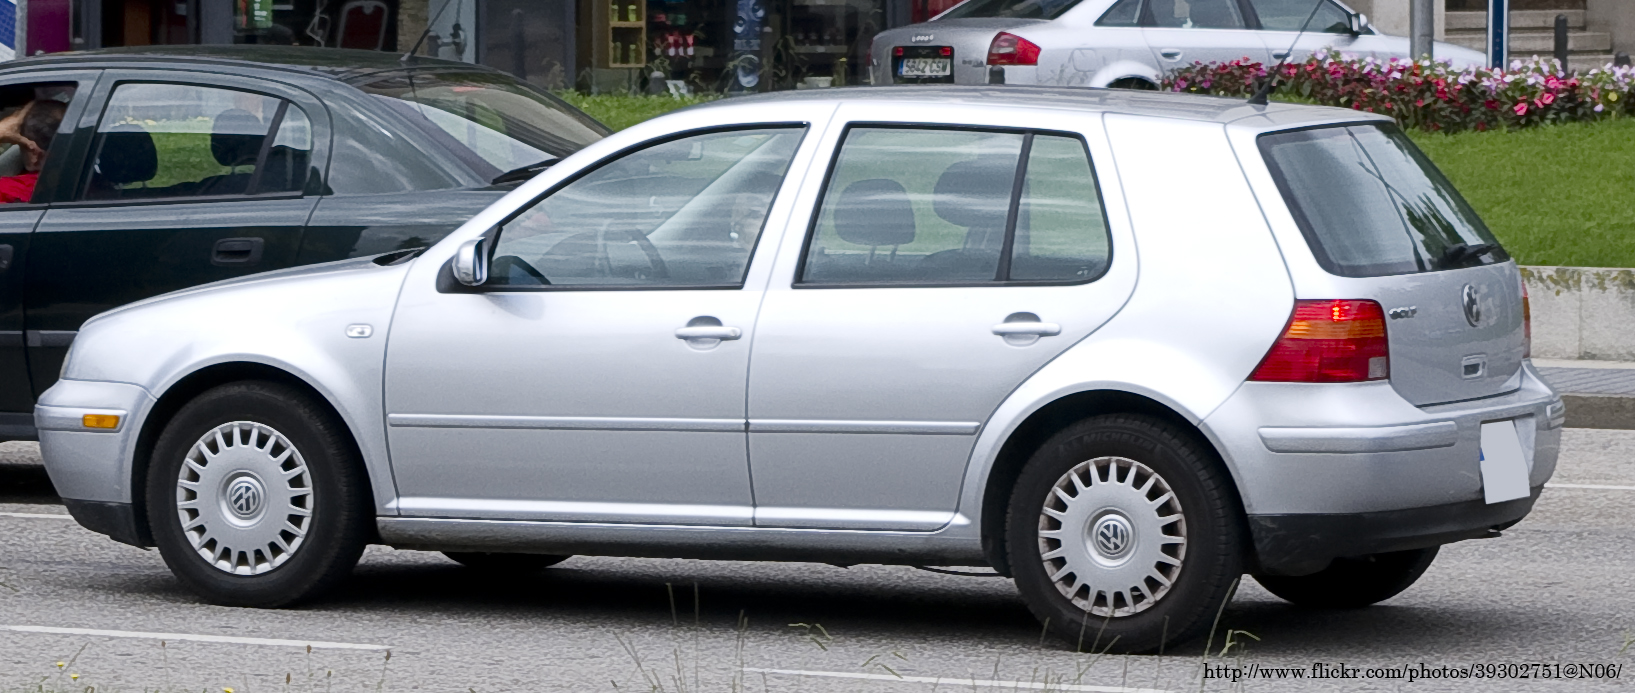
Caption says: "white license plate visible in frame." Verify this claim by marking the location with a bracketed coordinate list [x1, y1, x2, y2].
[1479, 420, 1530, 504]
[898, 58, 952, 77]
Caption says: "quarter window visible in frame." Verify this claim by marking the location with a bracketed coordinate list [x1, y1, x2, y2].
[799, 127, 1110, 286]
[83, 83, 312, 200]
[486, 127, 804, 289]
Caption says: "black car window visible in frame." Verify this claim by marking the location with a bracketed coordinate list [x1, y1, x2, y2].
[82, 83, 311, 201]
[1249, 0, 1351, 32]
[798, 128, 1111, 286]
[941, 0, 1084, 20]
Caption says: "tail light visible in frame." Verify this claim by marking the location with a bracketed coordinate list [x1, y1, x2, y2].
[1522, 280, 1532, 358]
[1249, 300, 1390, 383]
[987, 32, 1040, 66]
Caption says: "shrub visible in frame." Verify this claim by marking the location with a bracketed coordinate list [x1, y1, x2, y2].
[1164, 51, 1635, 132]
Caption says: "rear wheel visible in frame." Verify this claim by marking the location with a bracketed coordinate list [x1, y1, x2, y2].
[1254, 547, 1439, 608]
[146, 381, 370, 607]
[1107, 77, 1159, 91]
[442, 552, 571, 572]
[1007, 415, 1244, 653]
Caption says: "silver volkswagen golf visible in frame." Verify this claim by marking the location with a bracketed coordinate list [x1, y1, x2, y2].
[869, 0, 1485, 89]
[37, 88, 1561, 652]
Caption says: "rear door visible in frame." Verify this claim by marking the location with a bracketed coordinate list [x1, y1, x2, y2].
[1142, 0, 1272, 72]
[24, 71, 330, 393]
[1257, 123, 1524, 406]
[0, 71, 100, 434]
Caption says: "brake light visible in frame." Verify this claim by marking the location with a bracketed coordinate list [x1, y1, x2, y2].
[1522, 280, 1532, 358]
[987, 32, 1040, 66]
[1249, 300, 1390, 383]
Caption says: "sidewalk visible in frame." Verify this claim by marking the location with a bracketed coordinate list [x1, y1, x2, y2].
[1533, 359, 1635, 429]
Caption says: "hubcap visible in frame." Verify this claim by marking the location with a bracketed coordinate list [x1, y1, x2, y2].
[174, 421, 313, 576]
[1037, 456, 1188, 617]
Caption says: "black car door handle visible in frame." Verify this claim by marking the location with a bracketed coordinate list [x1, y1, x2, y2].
[212, 237, 265, 267]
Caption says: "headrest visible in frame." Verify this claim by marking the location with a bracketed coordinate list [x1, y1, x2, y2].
[211, 109, 267, 167]
[97, 125, 158, 185]
[933, 159, 1014, 231]
[833, 178, 915, 248]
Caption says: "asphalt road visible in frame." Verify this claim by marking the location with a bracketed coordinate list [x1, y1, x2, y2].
[2, 431, 1632, 693]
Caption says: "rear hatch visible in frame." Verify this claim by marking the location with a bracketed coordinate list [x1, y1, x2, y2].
[1258, 123, 1525, 407]
[873, 18, 1047, 84]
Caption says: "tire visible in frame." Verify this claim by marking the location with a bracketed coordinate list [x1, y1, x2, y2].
[442, 552, 571, 572]
[1254, 547, 1439, 608]
[1107, 77, 1159, 91]
[1007, 414, 1245, 653]
[145, 381, 371, 608]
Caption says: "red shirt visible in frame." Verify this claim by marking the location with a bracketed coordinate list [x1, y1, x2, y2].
[0, 172, 38, 204]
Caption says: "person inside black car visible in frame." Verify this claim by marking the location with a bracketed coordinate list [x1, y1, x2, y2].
[0, 99, 67, 203]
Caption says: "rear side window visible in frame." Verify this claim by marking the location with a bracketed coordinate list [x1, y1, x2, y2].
[1259, 124, 1508, 278]
[83, 83, 312, 201]
[799, 127, 1110, 286]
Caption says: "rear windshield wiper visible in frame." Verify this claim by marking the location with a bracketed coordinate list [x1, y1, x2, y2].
[492, 159, 561, 185]
[1440, 242, 1499, 268]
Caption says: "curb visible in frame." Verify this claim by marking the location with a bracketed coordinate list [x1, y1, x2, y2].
[1561, 393, 1635, 430]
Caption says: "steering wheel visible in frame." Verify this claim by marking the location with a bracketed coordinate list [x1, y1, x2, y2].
[491, 254, 549, 285]
[593, 219, 670, 280]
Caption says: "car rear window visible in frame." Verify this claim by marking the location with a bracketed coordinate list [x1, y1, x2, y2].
[1258, 123, 1509, 278]
[941, 0, 1083, 20]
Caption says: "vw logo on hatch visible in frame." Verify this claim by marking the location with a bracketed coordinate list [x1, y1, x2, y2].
[1092, 515, 1133, 558]
[1461, 284, 1482, 327]
[228, 478, 264, 518]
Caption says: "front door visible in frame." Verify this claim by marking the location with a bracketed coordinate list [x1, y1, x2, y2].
[25, 71, 329, 394]
[384, 126, 808, 525]
[746, 110, 1136, 531]
[1247, 0, 1366, 63]
[1142, 0, 1271, 72]
[0, 71, 100, 434]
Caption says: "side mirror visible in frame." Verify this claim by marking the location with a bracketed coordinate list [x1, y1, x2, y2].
[1348, 13, 1367, 36]
[452, 237, 489, 286]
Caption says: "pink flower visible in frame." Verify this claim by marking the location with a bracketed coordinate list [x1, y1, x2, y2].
[1514, 101, 1529, 115]
[1540, 92, 1556, 105]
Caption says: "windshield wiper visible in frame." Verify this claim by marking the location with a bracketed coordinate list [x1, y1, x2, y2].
[492, 159, 560, 185]
[1440, 242, 1499, 267]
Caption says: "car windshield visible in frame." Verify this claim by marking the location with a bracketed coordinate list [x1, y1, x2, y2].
[1259, 123, 1508, 278]
[357, 70, 609, 180]
[940, 0, 1083, 20]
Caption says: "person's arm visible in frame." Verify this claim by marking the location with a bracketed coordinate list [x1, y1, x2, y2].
[0, 102, 42, 159]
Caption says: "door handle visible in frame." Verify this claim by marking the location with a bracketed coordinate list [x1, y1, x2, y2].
[1159, 49, 1183, 60]
[675, 326, 743, 340]
[212, 237, 265, 267]
[1272, 50, 1291, 59]
[991, 322, 1061, 337]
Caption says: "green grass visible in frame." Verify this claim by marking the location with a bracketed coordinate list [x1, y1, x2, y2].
[557, 93, 1635, 268]
[1408, 119, 1635, 268]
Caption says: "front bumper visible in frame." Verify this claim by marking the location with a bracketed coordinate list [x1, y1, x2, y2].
[36, 379, 156, 546]
[1202, 363, 1562, 574]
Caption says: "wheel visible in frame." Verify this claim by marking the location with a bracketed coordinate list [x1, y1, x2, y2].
[442, 552, 571, 572]
[1254, 547, 1439, 608]
[1107, 77, 1159, 91]
[146, 381, 371, 607]
[1007, 414, 1245, 653]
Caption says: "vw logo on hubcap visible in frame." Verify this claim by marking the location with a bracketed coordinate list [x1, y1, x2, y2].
[227, 477, 264, 519]
[1091, 514, 1134, 560]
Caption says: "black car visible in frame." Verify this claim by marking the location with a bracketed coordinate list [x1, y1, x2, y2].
[0, 46, 609, 439]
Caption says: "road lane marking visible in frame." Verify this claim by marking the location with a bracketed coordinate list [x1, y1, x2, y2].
[744, 668, 1169, 692]
[0, 625, 389, 651]
[0, 511, 73, 519]
[1546, 482, 1635, 491]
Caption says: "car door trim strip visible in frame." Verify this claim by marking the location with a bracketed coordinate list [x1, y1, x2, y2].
[1257, 421, 1459, 454]
[392, 497, 755, 524]
[386, 414, 746, 432]
[748, 420, 980, 435]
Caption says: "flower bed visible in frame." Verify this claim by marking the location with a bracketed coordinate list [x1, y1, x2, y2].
[1164, 51, 1635, 132]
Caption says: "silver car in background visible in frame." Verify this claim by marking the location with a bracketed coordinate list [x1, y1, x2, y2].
[38, 88, 1559, 653]
[869, 0, 1485, 89]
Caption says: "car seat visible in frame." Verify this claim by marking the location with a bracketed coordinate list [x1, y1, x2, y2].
[917, 158, 1011, 281]
[86, 124, 158, 199]
[195, 109, 267, 196]
[816, 178, 916, 282]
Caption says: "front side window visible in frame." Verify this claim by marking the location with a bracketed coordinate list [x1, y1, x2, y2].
[486, 127, 803, 289]
[941, 0, 1084, 20]
[799, 127, 1111, 286]
[1249, 0, 1352, 32]
[1148, 0, 1246, 29]
[1259, 123, 1508, 278]
[84, 83, 312, 200]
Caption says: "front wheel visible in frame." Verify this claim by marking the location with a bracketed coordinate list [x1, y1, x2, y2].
[1007, 414, 1245, 653]
[146, 381, 371, 607]
[1254, 547, 1439, 608]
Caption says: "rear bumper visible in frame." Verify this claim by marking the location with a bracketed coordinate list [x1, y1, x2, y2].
[1249, 488, 1538, 575]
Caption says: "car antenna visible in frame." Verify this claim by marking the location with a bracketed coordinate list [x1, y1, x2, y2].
[402, 0, 460, 63]
[1248, 0, 1331, 105]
